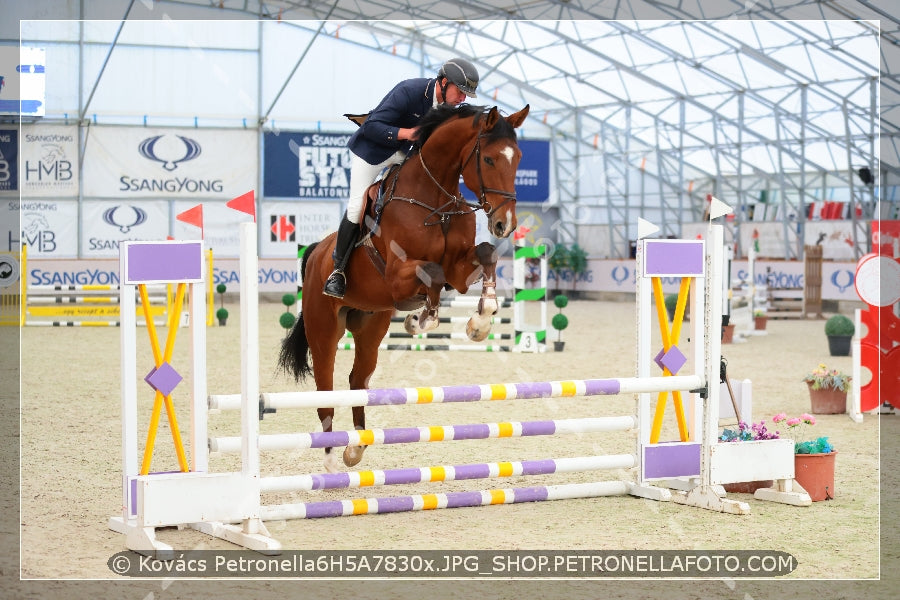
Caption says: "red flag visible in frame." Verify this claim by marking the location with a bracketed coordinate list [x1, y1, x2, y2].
[226, 190, 256, 222]
[176, 204, 204, 238]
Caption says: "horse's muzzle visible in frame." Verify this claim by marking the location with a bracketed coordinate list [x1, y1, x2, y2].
[490, 210, 516, 238]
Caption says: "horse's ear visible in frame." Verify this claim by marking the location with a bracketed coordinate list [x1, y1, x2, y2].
[483, 106, 501, 130]
[506, 104, 530, 129]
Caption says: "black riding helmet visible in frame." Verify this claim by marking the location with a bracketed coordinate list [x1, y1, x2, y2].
[438, 57, 479, 98]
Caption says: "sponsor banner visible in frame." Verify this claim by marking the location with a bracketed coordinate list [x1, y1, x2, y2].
[23, 256, 861, 300]
[264, 131, 352, 199]
[19, 199, 78, 256]
[461, 139, 550, 204]
[260, 201, 341, 257]
[83, 127, 256, 198]
[0, 46, 45, 117]
[81, 200, 169, 257]
[0, 128, 18, 194]
[20, 124, 79, 197]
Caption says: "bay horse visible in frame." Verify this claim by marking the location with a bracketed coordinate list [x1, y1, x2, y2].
[278, 103, 530, 473]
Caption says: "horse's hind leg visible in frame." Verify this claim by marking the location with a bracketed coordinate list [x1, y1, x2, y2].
[465, 242, 500, 342]
[343, 309, 393, 467]
[317, 407, 341, 473]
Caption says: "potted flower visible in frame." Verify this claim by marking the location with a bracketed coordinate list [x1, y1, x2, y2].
[773, 412, 836, 501]
[802, 363, 851, 414]
[551, 294, 569, 352]
[753, 308, 768, 331]
[824, 314, 854, 356]
[718, 420, 780, 493]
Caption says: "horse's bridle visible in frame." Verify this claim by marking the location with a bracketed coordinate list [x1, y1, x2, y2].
[391, 123, 518, 227]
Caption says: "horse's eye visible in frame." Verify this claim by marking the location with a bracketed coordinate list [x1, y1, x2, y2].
[484, 156, 494, 166]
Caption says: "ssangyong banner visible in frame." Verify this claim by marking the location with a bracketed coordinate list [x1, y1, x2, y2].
[260, 201, 342, 257]
[81, 200, 169, 257]
[264, 131, 351, 199]
[82, 127, 256, 198]
[20, 124, 79, 197]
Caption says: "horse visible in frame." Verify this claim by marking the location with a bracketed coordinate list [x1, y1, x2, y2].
[278, 103, 530, 473]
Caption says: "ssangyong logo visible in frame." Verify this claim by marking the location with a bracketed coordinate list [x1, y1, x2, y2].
[120, 133, 223, 194]
[139, 134, 201, 171]
[103, 205, 148, 233]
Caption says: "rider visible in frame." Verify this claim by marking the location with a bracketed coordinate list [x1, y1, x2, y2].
[322, 57, 480, 298]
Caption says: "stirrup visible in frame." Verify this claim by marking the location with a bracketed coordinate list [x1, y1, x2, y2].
[323, 269, 346, 298]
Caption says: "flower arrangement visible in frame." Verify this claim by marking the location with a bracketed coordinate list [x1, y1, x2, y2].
[719, 420, 780, 442]
[773, 412, 834, 454]
[802, 363, 851, 392]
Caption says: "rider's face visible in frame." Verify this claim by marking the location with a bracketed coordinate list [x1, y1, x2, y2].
[443, 82, 468, 105]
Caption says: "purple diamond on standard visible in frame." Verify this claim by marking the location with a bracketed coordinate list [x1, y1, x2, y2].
[659, 346, 687, 375]
[144, 362, 183, 396]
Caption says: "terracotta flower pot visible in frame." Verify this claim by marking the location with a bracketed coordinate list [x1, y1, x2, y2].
[794, 452, 836, 501]
[721, 323, 735, 344]
[807, 384, 847, 414]
[754, 316, 767, 330]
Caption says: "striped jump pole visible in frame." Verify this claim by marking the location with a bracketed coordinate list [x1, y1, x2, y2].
[208, 375, 704, 412]
[259, 454, 635, 493]
[209, 415, 636, 454]
[261, 481, 630, 520]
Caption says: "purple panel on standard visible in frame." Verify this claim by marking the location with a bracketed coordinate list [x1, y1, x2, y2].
[643, 442, 701, 479]
[520, 459, 558, 476]
[381, 428, 422, 444]
[520, 420, 557, 436]
[643, 240, 705, 277]
[308, 431, 350, 449]
[144, 362, 183, 396]
[584, 379, 621, 395]
[124, 242, 203, 284]
[376, 496, 416, 514]
[383, 468, 425, 485]
[304, 500, 347, 518]
[453, 464, 491, 480]
[445, 490, 487, 508]
[513, 486, 550, 503]
[659, 346, 687, 375]
[452, 424, 491, 440]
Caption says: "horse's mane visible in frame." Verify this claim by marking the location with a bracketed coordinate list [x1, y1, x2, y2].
[414, 104, 517, 150]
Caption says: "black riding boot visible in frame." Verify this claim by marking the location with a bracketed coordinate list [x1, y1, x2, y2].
[323, 216, 359, 298]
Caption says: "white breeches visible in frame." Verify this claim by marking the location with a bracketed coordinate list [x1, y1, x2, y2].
[346, 150, 407, 224]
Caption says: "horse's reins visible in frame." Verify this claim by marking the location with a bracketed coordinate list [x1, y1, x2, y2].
[388, 120, 518, 227]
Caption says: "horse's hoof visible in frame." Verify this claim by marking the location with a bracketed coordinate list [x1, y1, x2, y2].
[324, 452, 341, 473]
[466, 316, 491, 342]
[403, 313, 420, 335]
[343, 445, 366, 467]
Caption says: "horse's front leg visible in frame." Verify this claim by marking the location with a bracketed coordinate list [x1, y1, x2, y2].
[388, 260, 447, 335]
[465, 242, 500, 342]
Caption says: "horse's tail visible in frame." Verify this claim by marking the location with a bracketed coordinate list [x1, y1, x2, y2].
[277, 241, 319, 382]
